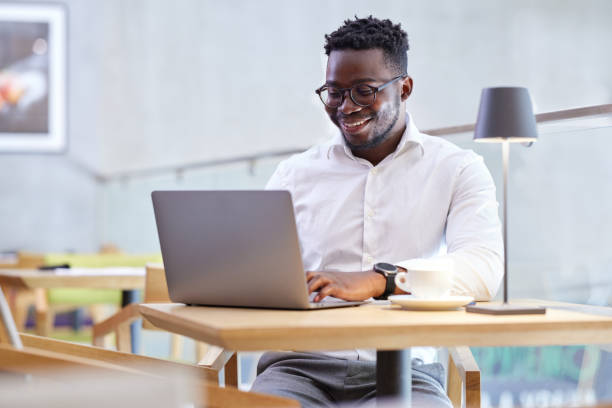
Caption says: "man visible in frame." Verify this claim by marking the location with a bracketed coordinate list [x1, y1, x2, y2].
[251, 16, 503, 407]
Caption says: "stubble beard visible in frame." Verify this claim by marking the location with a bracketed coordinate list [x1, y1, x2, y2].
[342, 99, 401, 151]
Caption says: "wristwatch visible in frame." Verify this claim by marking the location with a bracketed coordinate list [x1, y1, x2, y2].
[373, 262, 398, 300]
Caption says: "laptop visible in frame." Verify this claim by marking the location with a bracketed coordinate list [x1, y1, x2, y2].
[151, 190, 365, 310]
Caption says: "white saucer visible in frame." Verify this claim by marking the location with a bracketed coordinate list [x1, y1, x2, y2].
[388, 295, 474, 311]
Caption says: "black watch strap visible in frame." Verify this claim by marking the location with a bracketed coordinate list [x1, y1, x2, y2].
[373, 262, 398, 300]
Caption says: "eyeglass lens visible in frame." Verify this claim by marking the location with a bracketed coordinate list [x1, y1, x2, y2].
[320, 84, 376, 108]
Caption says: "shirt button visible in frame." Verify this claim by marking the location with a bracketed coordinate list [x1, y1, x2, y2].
[367, 208, 374, 218]
[367, 255, 374, 263]
[371, 168, 378, 175]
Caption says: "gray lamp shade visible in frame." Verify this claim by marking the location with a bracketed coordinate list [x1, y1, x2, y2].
[474, 87, 538, 143]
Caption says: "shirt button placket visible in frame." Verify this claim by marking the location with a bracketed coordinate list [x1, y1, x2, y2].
[363, 167, 377, 269]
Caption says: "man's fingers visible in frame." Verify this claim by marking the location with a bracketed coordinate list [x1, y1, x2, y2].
[307, 275, 329, 294]
[315, 285, 338, 302]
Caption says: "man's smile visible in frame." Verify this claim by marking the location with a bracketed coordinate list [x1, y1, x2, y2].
[338, 115, 374, 134]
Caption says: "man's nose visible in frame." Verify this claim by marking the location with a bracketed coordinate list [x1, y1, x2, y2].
[339, 91, 362, 115]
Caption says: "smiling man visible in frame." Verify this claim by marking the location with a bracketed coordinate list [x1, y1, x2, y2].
[250, 16, 503, 407]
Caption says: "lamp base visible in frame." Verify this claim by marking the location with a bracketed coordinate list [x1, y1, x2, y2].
[466, 302, 546, 315]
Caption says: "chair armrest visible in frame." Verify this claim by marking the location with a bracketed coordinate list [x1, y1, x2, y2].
[197, 345, 235, 371]
[21, 333, 218, 383]
[0, 343, 147, 379]
[197, 345, 238, 387]
[18, 335, 297, 407]
[447, 346, 480, 408]
[91, 302, 141, 351]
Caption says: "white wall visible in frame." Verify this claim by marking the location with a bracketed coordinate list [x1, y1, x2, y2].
[2, 0, 612, 271]
[56, 0, 612, 175]
[0, 156, 100, 252]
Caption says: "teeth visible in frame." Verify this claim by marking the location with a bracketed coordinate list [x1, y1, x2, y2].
[344, 119, 369, 128]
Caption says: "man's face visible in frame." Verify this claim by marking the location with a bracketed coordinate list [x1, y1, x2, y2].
[324, 48, 406, 150]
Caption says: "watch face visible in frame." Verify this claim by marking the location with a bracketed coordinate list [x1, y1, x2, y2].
[375, 262, 397, 274]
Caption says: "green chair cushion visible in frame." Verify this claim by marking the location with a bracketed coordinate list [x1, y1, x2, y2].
[47, 288, 123, 305]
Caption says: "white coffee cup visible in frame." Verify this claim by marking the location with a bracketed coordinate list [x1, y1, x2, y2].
[394, 259, 453, 298]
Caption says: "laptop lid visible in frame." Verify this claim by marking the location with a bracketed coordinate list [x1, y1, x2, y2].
[152, 190, 314, 309]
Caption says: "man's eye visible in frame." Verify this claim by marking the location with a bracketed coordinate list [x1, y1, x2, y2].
[328, 89, 342, 98]
[355, 86, 374, 96]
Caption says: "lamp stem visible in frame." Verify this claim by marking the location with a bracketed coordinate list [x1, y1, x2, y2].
[502, 140, 509, 304]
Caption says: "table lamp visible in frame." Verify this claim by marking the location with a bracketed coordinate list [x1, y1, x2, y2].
[465, 87, 546, 315]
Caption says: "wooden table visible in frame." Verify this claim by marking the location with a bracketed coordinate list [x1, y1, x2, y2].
[139, 299, 612, 404]
[0, 267, 145, 351]
[0, 267, 145, 290]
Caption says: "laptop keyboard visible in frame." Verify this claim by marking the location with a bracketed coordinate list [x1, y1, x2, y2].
[308, 293, 365, 308]
[308, 293, 347, 304]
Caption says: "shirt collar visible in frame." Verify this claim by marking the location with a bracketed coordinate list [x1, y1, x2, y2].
[326, 112, 425, 160]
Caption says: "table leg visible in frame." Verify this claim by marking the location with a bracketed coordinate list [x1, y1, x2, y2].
[376, 349, 412, 406]
[121, 289, 140, 353]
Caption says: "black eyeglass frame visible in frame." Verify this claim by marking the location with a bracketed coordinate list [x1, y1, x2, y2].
[315, 74, 407, 108]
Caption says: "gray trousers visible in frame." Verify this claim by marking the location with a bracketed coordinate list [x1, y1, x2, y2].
[250, 352, 452, 408]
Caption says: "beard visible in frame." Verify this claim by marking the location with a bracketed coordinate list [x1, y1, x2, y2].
[341, 96, 401, 151]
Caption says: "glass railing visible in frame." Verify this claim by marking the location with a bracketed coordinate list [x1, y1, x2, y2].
[446, 109, 612, 407]
[447, 114, 612, 305]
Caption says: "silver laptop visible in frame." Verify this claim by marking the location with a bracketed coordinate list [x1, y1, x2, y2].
[151, 190, 364, 310]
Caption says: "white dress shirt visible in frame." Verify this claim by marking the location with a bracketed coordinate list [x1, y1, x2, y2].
[266, 113, 503, 361]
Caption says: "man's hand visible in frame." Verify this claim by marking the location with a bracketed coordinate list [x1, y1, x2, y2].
[306, 270, 386, 302]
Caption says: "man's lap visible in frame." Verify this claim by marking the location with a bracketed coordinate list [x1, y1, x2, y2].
[250, 351, 452, 408]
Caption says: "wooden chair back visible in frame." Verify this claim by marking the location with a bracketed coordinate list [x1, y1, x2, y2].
[143, 263, 171, 303]
[142, 263, 171, 330]
[17, 252, 45, 269]
[91, 263, 174, 348]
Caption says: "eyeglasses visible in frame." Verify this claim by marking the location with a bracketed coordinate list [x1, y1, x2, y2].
[315, 75, 406, 108]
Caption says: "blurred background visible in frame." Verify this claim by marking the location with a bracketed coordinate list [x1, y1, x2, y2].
[1, 0, 612, 406]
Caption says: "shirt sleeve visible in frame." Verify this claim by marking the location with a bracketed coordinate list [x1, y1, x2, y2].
[396, 155, 504, 301]
[265, 160, 289, 191]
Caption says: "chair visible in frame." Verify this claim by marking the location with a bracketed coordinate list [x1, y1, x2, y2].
[93, 265, 481, 404]
[1, 252, 46, 335]
[447, 346, 480, 408]
[0, 285, 298, 408]
[92, 263, 233, 382]
[3, 251, 137, 336]
[92, 263, 167, 353]
[41, 251, 164, 335]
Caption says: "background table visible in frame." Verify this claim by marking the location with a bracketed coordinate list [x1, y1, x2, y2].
[0, 267, 145, 290]
[0, 267, 145, 351]
[140, 299, 612, 405]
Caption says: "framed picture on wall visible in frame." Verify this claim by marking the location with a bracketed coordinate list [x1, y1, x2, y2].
[0, 3, 66, 153]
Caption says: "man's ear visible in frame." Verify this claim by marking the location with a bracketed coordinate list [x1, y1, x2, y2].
[401, 76, 413, 101]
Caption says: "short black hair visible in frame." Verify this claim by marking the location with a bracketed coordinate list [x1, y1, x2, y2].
[324, 16, 409, 75]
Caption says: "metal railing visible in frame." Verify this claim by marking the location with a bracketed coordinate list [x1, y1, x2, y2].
[69, 104, 612, 184]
